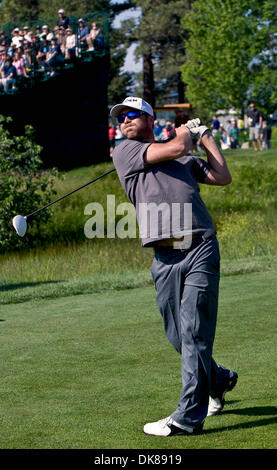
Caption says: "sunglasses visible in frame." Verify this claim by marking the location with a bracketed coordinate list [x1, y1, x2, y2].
[118, 110, 147, 123]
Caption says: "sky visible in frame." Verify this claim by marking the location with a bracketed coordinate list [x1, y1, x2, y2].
[112, 6, 142, 73]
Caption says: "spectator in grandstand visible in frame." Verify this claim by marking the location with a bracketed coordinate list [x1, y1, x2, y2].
[22, 42, 32, 71]
[86, 22, 101, 51]
[57, 26, 66, 55]
[57, 8, 70, 29]
[30, 35, 41, 69]
[23, 26, 32, 43]
[0, 56, 17, 93]
[65, 27, 76, 60]
[0, 31, 10, 48]
[77, 18, 90, 53]
[35, 25, 43, 40]
[12, 50, 29, 84]
[36, 34, 49, 66]
[57, 9, 70, 30]
[11, 28, 22, 48]
[0, 49, 7, 69]
[17, 37, 25, 52]
[43, 37, 64, 76]
[53, 26, 60, 40]
[0, 41, 6, 59]
[42, 25, 54, 42]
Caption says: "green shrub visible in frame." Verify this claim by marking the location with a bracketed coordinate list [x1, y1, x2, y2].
[0, 116, 58, 253]
[217, 210, 277, 259]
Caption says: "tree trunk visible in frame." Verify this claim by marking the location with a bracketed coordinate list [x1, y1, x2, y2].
[177, 72, 185, 103]
[143, 53, 155, 107]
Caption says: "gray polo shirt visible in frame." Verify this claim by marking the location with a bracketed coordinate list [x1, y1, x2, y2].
[112, 139, 215, 247]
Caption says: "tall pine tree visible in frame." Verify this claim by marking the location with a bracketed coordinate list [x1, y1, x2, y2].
[121, 1, 193, 106]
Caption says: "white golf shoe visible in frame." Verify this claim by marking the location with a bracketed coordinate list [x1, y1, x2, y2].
[143, 416, 203, 437]
[207, 371, 238, 416]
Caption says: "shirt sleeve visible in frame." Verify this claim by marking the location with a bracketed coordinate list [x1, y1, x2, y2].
[192, 157, 211, 183]
[112, 140, 151, 179]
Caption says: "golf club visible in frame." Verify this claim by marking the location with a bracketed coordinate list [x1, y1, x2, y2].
[12, 167, 116, 237]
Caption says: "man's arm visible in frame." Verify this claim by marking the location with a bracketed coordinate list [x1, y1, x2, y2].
[201, 131, 232, 186]
[144, 125, 192, 164]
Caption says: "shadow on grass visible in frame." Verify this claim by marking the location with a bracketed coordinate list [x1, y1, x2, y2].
[206, 406, 277, 434]
[224, 406, 277, 417]
[0, 281, 63, 292]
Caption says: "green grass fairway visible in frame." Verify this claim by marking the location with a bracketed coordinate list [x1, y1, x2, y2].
[1, 270, 277, 449]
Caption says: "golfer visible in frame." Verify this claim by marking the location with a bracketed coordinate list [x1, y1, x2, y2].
[110, 97, 238, 436]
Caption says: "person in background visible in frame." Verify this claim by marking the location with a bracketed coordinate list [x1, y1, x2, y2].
[211, 115, 220, 136]
[225, 120, 232, 137]
[237, 116, 244, 131]
[86, 22, 101, 51]
[57, 9, 70, 30]
[0, 56, 17, 93]
[34, 25, 41, 39]
[42, 25, 54, 42]
[77, 18, 90, 54]
[153, 119, 163, 141]
[219, 129, 230, 150]
[229, 119, 239, 149]
[22, 26, 32, 43]
[36, 34, 49, 67]
[109, 121, 116, 156]
[12, 50, 28, 81]
[0, 42, 7, 62]
[43, 37, 64, 76]
[57, 26, 66, 56]
[115, 125, 124, 146]
[260, 121, 272, 150]
[161, 121, 175, 140]
[246, 102, 263, 151]
[0, 31, 10, 48]
[30, 35, 41, 69]
[65, 27, 76, 60]
[11, 28, 22, 48]
[22, 41, 31, 71]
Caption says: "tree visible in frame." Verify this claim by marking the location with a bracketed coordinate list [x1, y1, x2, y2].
[181, 0, 277, 117]
[121, 1, 193, 106]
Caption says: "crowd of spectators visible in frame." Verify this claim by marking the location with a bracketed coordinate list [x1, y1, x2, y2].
[151, 107, 272, 152]
[109, 103, 272, 156]
[0, 8, 104, 93]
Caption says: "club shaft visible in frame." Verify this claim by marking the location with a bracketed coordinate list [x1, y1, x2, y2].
[26, 167, 116, 219]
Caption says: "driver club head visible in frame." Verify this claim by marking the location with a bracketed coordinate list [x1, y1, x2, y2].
[12, 215, 27, 237]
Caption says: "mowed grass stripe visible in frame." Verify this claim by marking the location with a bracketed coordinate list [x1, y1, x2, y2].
[0, 270, 276, 449]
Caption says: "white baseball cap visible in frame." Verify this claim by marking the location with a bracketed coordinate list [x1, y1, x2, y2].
[110, 97, 154, 118]
[58, 9, 65, 14]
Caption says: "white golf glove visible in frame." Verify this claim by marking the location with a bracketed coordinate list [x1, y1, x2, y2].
[185, 118, 209, 139]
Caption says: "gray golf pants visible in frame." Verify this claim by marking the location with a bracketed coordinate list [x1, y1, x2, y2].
[151, 233, 230, 429]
